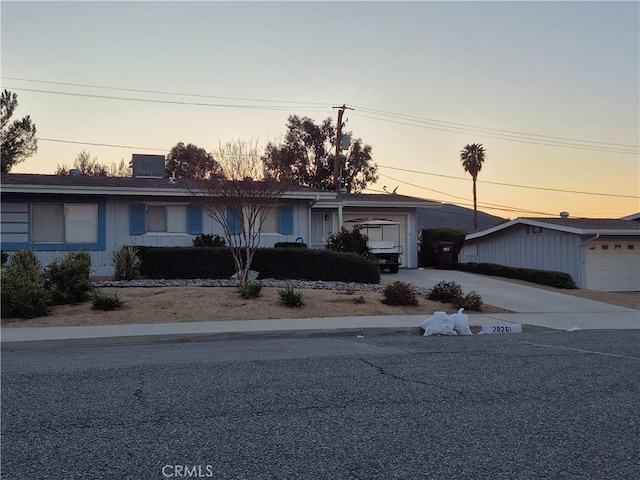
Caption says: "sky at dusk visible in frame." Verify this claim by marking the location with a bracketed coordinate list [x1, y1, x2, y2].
[2, 0, 638, 219]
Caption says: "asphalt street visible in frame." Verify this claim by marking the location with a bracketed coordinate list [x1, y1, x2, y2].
[2, 330, 639, 479]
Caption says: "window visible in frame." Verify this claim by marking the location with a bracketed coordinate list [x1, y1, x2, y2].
[526, 225, 542, 234]
[31, 203, 98, 244]
[279, 206, 294, 235]
[129, 204, 202, 235]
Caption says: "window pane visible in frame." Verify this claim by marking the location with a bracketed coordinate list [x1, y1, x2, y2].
[65, 204, 98, 243]
[167, 205, 187, 232]
[147, 206, 166, 232]
[32, 204, 64, 242]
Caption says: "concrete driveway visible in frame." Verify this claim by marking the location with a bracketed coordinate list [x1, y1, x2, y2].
[389, 269, 640, 330]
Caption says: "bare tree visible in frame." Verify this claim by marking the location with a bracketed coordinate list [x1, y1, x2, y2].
[55, 151, 131, 177]
[188, 139, 293, 286]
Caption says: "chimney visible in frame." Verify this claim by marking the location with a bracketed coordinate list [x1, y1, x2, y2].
[560, 211, 569, 219]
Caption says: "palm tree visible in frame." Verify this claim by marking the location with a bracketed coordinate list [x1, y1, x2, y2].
[460, 143, 486, 231]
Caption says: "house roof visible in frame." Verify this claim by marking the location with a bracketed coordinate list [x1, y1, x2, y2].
[315, 192, 440, 209]
[0, 173, 335, 201]
[621, 212, 640, 221]
[466, 216, 640, 240]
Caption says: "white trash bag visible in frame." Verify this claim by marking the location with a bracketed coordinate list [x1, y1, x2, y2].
[420, 309, 473, 336]
[420, 311, 457, 336]
[450, 308, 473, 336]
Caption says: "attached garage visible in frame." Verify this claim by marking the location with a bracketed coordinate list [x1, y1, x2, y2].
[585, 240, 640, 291]
[459, 216, 640, 292]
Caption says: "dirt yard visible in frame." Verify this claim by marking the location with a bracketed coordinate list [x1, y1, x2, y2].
[1, 286, 511, 328]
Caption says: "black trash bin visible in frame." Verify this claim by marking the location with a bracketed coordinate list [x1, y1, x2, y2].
[433, 241, 455, 270]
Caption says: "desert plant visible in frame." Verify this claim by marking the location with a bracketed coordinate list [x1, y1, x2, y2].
[278, 285, 304, 307]
[353, 295, 366, 304]
[112, 246, 141, 280]
[381, 281, 418, 306]
[428, 281, 464, 303]
[452, 291, 484, 311]
[1, 250, 50, 318]
[91, 290, 127, 311]
[192, 234, 227, 247]
[238, 281, 263, 299]
[45, 251, 93, 305]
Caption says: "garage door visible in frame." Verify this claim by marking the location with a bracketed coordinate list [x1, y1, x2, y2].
[585, 241, 640, 292]
[342, 214, 409, 268]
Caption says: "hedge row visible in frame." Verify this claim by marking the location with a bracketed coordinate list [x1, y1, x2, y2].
[135, 247, 381, 284]
[453, 262, 577, 289]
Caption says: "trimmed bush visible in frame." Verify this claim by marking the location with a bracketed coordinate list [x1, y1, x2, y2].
[112, 246, 141, 280]
[135, 247, 381, 284]
[193, 234, 226, 247]
[427, 281, 463, 303]
[274, 242, 307, 248]
[454, 262, 577, 289]
[1, 250, 50, 319]
[381, 281, 418, 306]
[452, 291, 484, 311]
[238, 281, 263, 299]
[91, 290, 126, 311]
[278, 286, 304, 307]
[46, 251, 93, 305]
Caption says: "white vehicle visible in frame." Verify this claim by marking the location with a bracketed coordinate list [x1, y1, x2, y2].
[357, 220, 403, 273]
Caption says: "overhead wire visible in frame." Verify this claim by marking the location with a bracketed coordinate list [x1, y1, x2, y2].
[378, 165, 639, 199]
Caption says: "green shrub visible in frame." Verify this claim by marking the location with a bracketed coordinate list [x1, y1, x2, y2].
[274, 242, 307, 248]
[454, 262, 577, 289]
[381, 281, 418, 306]
[112, 246, 141, 280]
[428, 281, 464, 303]
[238, 281, 263, 299]
[452, 291, 484, 311]
[193, 234, 226, 247]
[136, 247, 380, 284]
[8, 248, 42, 272]
[326, 226, 368, 255]
[46, 251, 93, 305]
[278, 286, 304, 307]
[91, 290, 126, 311]
[1, 250, 50, 319]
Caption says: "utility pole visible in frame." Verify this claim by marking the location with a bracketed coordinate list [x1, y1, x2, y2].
[332, 104, 353, 189]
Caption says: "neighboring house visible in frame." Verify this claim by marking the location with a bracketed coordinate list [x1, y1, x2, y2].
[1, 173, 437, 275]
[417, 203, 505, 231]
[310, 192, 439, 269]
[458, 215, 640, 292]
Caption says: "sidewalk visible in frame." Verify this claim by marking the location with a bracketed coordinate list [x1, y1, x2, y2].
[2, 270, 638, 348]
[2, 310, 638, 349]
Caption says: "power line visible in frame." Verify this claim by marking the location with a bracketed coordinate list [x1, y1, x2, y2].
[6, 87, 332, 112]
[2, 76, 330, 107]
[377, 173, 556, 215]
[7, 76, 637, 154]
[38, 138, 169, 152]
[351, 112, 638, 155]
[351, 104, 639, 150]
[378, 165, 639, 199]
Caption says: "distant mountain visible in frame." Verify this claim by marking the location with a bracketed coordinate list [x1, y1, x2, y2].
[418, 204, 506, 231]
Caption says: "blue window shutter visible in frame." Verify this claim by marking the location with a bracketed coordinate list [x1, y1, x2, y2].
[227, 207, 242, 235]
[279, 206, 294, 235]
[129, 204, 146, 235]
[187, 204, 203, 234]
